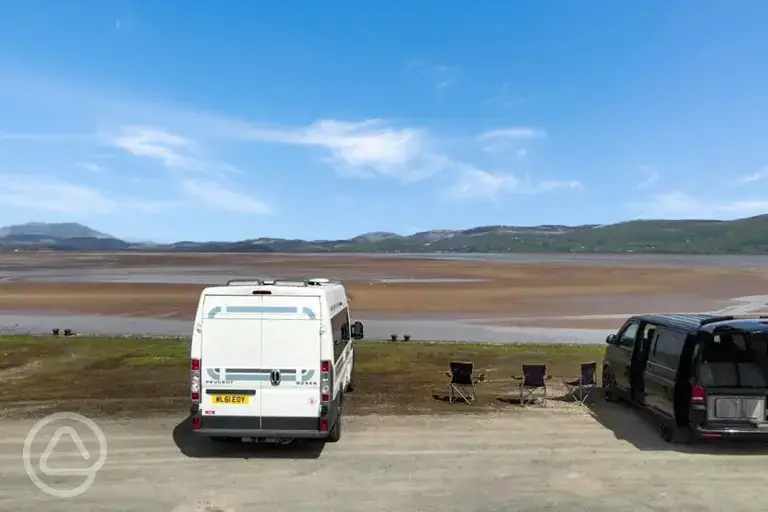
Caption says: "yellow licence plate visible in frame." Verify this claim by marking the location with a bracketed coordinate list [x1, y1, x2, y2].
[213, 395, 250, 405]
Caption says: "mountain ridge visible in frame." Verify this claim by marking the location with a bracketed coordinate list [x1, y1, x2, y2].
[2, 216, 768, 254]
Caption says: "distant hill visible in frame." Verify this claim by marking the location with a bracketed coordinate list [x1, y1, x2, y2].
[0, 222, 130, 251]
[4, 216, 768, 254]
[0, 222, 113, 239]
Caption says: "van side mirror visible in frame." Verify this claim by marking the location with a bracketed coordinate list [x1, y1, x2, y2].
[351, 321, 364, 340]
[605, 334, 616, 345]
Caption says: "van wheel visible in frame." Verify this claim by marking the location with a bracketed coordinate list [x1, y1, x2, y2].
[602, 370, 619, 402]
[661, 424, 693, 445]
[327, 409, 342, 443]
[660, 424, 674, 443]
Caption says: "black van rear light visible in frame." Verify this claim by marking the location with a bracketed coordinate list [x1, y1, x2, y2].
[691, 384, 706, 404]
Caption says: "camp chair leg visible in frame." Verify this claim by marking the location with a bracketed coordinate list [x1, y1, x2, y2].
[579, 384, 595, 405]
[450, 384, 473, 405]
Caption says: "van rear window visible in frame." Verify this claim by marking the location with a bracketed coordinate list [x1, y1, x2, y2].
[699, 333, 768, 388]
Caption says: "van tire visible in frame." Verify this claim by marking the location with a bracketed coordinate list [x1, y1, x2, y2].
[327, 407, 342, 443]
[602, 369, 620, 402]
[660, 423, 693, 444]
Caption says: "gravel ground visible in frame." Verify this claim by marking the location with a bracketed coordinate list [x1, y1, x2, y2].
[5, 406, 768, 511]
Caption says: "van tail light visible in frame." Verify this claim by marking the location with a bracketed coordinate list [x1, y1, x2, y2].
[691, 383, 706, 405]
[190, 358, 201, 403]
[320, 360, 332, 404]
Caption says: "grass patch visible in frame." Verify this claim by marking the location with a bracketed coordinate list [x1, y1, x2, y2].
[0, 335, 604, 417]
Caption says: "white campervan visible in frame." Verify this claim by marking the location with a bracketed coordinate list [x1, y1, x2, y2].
[188, 277, 364, 443]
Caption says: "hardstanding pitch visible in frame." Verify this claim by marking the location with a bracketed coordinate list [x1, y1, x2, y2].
[4, 406, 768, 512]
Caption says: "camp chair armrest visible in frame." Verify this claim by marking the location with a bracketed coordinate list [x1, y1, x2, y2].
[511, 375, 523, 380]
[473, 373, 487, 383]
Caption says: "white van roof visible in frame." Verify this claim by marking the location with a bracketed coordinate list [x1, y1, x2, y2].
[202, 277, 346, 298]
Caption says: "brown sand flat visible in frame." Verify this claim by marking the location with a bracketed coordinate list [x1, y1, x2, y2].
[2, 254, 768, 320]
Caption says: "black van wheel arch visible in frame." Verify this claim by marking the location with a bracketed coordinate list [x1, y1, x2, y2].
[602, 367, 620, 402]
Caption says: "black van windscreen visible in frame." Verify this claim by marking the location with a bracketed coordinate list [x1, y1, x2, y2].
[699, 333, 768, 388]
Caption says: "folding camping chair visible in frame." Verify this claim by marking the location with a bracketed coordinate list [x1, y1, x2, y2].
[563, 361, 597, 405]
[512, 364, 548, 406]
[446, 361, 486, 405]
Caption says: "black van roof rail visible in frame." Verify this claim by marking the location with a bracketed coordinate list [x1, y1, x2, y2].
[700, 315, 736, 326]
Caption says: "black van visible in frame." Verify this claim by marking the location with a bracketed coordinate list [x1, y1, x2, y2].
[602, 314, 768, 443]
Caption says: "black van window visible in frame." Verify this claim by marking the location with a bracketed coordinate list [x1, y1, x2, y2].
[698, 333, 768, 387]
[617, 323, 639, 349]
[649, 327, 686, 368]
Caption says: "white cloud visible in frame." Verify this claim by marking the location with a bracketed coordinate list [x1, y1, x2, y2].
[739, 167, 768, 185]
[629, 191, 768, 219]
[108, 125, 205, 170]
[181, 179, 270, 214]
[76, 161, 102, 173]
[637, 165, 659, 190]
[478, 128, 546, 154]
[244, 119, 446, 182]
[478, 128, 547, 141]
[0, 174, 174, 214]
[445, 167, 582, 201]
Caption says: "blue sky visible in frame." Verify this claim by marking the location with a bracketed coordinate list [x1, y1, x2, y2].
[2, 1, 768, 242]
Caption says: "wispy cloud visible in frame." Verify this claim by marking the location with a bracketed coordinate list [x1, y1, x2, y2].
[0, 174, 176, 215]
[0, 70, 582, 213]
[107, 125, 270, 212]
[108, 125, 205, 170]
[478, 127, 546, 154]
[181, 179, 271, 214]
[76, 161, 102, 173]
[478, 128, 547, 141]
[738, 167, 768, 185]
[244, 119, 447, 182]
[637, 165, 659, 190]
[445, 166, 582, 202]
[629, 191, 768, 220]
